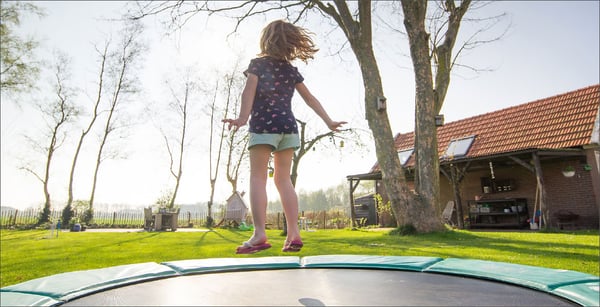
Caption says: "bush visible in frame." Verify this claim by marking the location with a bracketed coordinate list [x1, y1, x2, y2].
[36, 206, 51, 226]
[61, 204, 74, 228]
[81, 208, 93, 225]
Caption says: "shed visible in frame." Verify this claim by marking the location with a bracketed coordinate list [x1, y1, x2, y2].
[224, 192, 249, 227]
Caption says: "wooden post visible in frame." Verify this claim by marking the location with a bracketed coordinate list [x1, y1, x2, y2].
[441, 162, 470, 229]
[349, 178, 360, 228]
[532, 152, 548, 227]
[450, 166, 464, 228]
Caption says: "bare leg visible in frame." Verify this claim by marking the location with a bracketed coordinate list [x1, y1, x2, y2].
[273, 148, 301, 244]
[247, 145, 271, 245]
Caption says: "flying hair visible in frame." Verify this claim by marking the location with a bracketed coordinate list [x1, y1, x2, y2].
[258, 20, 319, 63]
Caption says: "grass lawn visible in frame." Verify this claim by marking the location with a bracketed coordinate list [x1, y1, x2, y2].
[1, 228, 598, 287]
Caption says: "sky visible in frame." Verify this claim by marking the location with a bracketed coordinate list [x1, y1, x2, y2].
[1, 1, 599, 211]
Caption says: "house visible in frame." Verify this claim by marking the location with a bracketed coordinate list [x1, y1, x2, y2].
[348, 84, 599, 229]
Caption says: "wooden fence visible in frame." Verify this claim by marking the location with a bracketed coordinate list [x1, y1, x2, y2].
[0, 208, 353, 230]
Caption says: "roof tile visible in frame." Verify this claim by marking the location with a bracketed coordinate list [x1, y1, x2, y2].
[393, 84, 600, 165]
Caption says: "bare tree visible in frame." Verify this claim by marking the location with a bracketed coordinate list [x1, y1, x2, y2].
[21, 52, 78, 225]
[399, 0, 474, 230]
[222, 67, 249, 194]
[161, 75, 197, 208]
[292, 119, 358, 187]
[65, 42, 109, 215]
[88, 21, 145, 219]
[207, 79, 226, 227]
[224, 129, 249, 194]
[279, 118, 357, 234]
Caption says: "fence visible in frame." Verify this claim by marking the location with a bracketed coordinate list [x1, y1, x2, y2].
[0, 208, 218, 229]
[0, 208, 354, 230]
[266, 209, 351, 230]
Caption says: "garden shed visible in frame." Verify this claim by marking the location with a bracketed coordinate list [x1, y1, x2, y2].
[222, 192, 249, 227]
[348, 84, 600, 229]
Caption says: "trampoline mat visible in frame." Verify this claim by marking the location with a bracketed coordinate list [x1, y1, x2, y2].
[63, 268, 575, 306]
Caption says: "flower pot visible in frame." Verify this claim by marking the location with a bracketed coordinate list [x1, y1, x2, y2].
[562, 170, 575, 177]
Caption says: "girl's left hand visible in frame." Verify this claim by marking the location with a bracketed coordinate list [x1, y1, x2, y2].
[328, 121, 347, 132]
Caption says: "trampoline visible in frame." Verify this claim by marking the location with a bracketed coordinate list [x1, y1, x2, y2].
[1, 255, 598, 306]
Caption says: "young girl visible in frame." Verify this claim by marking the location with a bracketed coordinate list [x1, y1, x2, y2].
[223, 20, 346, 254]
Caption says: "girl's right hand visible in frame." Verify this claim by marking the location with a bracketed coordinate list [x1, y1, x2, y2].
[222, 118, 246, 131]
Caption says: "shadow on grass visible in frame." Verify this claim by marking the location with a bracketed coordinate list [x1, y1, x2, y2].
[302, 228, 598, 269]
[193, 228, 250, 247]
[1, 230, 48, 241]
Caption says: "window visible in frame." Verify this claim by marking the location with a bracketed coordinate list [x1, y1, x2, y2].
[397, 148, 414, 166]
[444, 136, 475, 158]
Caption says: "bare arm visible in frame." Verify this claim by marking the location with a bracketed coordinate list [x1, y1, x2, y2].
[222, 73, 258, 131]
[296, 82, 346, 131]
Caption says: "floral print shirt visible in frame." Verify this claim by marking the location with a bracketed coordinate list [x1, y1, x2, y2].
[244, 57, 304, 134]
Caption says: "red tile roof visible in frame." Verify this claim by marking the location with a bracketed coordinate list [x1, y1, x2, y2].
[392, 84, 600, 166]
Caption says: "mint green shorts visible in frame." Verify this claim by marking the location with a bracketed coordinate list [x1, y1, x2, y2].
[248, 133, 300, 152]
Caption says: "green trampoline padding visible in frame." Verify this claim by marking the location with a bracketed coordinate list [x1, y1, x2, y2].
[1, 255, 598, 306]
[552, 282, 600, 307]
[1, 262, 178, 302]
[426, 258, 599, 290]
[424, 258, 599, 306]
[0, 291, 61, 307]
[302, 254, 443, 271]
[161, 256, 301, 274]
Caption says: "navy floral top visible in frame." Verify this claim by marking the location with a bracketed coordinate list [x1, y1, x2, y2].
[244, 57, 304, 134]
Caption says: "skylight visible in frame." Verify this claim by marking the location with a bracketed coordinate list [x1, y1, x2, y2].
[398, 148, 414, 166]
[444, 136, 475, 158]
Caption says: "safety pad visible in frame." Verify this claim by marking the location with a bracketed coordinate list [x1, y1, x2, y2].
[1, 262, 178, 302]
[425, 258, 599, 305]
[0, 291, 61, 307]
[301, 255, 443, 271]
[552, 281, 600, 307]
[162, 256, 301, 274]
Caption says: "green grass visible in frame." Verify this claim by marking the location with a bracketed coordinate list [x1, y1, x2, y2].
[1, 228, 598, 287]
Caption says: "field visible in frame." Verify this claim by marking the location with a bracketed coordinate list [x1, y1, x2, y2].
[1, 228, 598, 287]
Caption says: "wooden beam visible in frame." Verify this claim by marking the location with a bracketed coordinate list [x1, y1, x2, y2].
[508, 155, 535, 173]
[440, 166, 450, 180]
[537, 150, 585, 157]
[456, 161, 471, 182]
[348, 179, 360, 228]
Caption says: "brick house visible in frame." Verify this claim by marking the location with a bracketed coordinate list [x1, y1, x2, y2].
[348, 84, 599, 229]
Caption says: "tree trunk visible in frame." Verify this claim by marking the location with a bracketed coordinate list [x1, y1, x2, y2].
[66, 43, 107, 211]
[401, 0, 445, 232]
[315, 0, 429, 230]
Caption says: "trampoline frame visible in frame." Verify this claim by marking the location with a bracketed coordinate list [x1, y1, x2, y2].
[1, 255, 598, 306]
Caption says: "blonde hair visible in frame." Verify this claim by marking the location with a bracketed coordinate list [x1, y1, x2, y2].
[259, 20, 318, 63]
